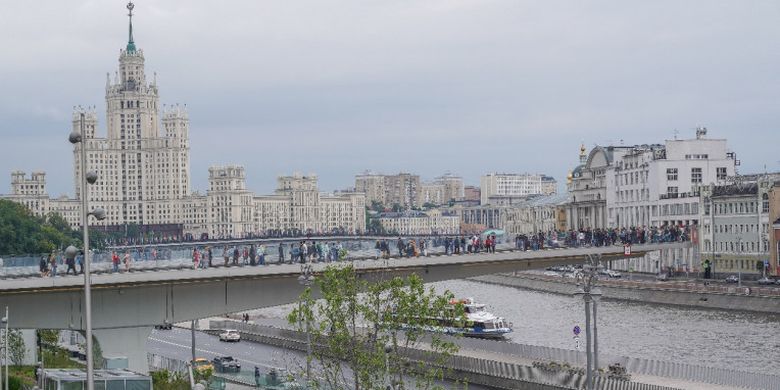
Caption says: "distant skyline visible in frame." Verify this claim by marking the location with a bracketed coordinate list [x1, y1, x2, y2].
[1, 1, 779, 196]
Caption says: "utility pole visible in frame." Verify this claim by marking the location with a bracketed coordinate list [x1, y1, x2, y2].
[575, 255, 603, 390]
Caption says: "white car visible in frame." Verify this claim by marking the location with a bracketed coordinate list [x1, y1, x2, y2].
[219, 329, 241, 342]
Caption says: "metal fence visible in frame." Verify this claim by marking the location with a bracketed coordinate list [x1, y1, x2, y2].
[454, 335, 780, 390]
[210, 320, 686, 390]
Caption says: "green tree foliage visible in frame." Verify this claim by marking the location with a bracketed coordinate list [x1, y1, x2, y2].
[151, 370, 190, 390]
[7, 329, 26, 366]
[288, 265, 466, 390]
[37, 329, 61, 347]
[0, 200, 76, 255]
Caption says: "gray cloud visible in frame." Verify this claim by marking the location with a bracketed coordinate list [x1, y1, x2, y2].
[1, 0, 779, 195]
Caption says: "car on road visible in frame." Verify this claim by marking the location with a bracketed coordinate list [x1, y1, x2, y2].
[212, 356, 241, 373]
[757, 277, 774, 285]
[724, 275, 739, 284]
[192, 358, 213, 374]
[219, 329, 241, 342]
[154, 323, 173, 330]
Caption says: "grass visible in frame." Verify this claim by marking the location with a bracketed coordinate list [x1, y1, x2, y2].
[42, 347, 85, 369]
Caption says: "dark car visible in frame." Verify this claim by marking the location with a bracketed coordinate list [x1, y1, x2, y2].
[154, 323, 173, 330]
[724, 275, 739, 284]
[213, 356, 241, 373]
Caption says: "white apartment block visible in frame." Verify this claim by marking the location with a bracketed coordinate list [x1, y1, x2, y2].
[377, 209, 460, 236]
[606, 128, 736, 228]
[480, 173, 546, 205]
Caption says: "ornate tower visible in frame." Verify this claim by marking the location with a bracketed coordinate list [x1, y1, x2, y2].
[105, 1, 160, 141]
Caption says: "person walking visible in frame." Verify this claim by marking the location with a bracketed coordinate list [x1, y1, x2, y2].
[112, 251, 120, 273]
[76, 252, 84, 274]
[50, 252, 59, 277]
[278, 242, 285, 264]
[233, 246, 240, 266]
[222, 246, 229, 267]
[65, 252, 77, 275]
[258, 244, 266, 265]
[207, 246, 213, 268]
[39, 256, 49, 277]
[123, 251, 132, 272]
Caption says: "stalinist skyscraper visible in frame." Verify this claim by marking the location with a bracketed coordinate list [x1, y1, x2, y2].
[72, 2, 191, 231]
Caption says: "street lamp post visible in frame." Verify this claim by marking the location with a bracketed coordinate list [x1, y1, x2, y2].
[68, 111, 106, 390]
[575, 256, 603, 390]
[1, 308, 7, 390]
[297, 264, 315, 384]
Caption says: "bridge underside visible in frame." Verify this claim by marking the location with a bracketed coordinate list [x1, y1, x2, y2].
[0, 245, 678, 330]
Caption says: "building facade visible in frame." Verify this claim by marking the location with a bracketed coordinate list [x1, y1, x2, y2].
[770, 183, 780, 276]
[354, 172, 420, 209]
[464, 186, 481, 203]
[377, 209, 460, 236]
[699, 175, 779, 276]
[480, 173, 549, 205]
[566, 128, 737, 231]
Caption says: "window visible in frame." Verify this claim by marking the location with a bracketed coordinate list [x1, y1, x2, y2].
[717, 167, 727, 180]
[691, 168, 702, 184]
[763, 193, 769, 213]
[667, 186, 678, 197]
[666, 168, 678, 181]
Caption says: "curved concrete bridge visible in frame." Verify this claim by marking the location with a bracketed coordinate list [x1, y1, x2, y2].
[0, 242, 690, 372]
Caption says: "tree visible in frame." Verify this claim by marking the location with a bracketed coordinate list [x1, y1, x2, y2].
[37, 329, 61, 347]
[288, 265, 466, 390]
[0, 200, 74, 255]
[151, 370, 190, 390]
[6, 329, 26, 367]
[369, 201, 385, 213]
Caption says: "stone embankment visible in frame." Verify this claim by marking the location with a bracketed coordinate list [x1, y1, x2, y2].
[207, 319, 773, 390]
[470, 273, 780, 314]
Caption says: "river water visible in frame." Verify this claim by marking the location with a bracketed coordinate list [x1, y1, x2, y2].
[256, 278, 779, 374]
[432, 279, 780, 374]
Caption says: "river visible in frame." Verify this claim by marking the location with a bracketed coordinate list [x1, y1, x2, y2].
[433, 279, 780, 374]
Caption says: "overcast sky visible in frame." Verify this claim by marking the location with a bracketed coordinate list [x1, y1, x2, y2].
[1, 0, 779, 196]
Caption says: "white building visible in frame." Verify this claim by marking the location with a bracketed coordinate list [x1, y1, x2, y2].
[566, 128, 737, 230]
[480, 173, 548, 205]
[377, 209, 460, 236]
[607, 128, 736, 228]
[1, 4, 364, 240]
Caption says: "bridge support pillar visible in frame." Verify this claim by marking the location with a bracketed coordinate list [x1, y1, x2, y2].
[94, 327, 153, 373]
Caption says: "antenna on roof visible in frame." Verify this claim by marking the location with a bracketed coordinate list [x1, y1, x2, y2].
[673, 129, 679, 140]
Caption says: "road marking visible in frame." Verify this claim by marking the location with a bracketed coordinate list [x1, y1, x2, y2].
[148, 336, 281, 369]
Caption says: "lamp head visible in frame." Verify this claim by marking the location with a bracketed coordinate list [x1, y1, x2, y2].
[65, 245, 79, 260]
[86, 171, 98, 184]
[90, 208, 107, 221]
[68, 131, 82, 144]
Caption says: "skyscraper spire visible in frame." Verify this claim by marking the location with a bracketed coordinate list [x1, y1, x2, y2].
[126, 2, 136, 52]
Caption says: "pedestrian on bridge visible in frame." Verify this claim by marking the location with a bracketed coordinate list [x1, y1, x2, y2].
[123, 251, 132, 272]
[233, 246, 240, 266]
[278, 243, 284, 264]
[112, 251, 120, 273]
[222, 246, 229, 267]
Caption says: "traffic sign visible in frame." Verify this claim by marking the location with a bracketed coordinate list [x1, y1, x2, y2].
[624, 244, 631, 256]
[764, 259, 769, 267]
[573, 325, 581, 336]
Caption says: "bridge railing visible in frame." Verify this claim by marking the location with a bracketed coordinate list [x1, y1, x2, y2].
[210, 320, 688, 390]
[453, 336, 780, 390]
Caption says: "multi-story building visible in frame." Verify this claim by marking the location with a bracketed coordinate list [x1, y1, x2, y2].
[354, 171, 386, 207]
[434, 173, 465, 202]
[566, 128, 737, 231]
[608, 129, 736, 229]
[377, 209, 460, 236]
[771, 183, 780, 276]
[455, 193, 569, 237]
[541, 176, 558, 195]
[480, 173, 550, 205]
[354, 172, 420, 209]
[463, 186, 481, 203]
[566, 144, 610, 230]
[699, 174, 780, 276]
[203, 170, 366, 239]
[1, 4, 364, 240]
[418, 182, 445, 206]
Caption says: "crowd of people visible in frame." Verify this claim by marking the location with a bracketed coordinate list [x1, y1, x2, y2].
[513, 224, 693, 251]
[33, 225, 692, 277]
